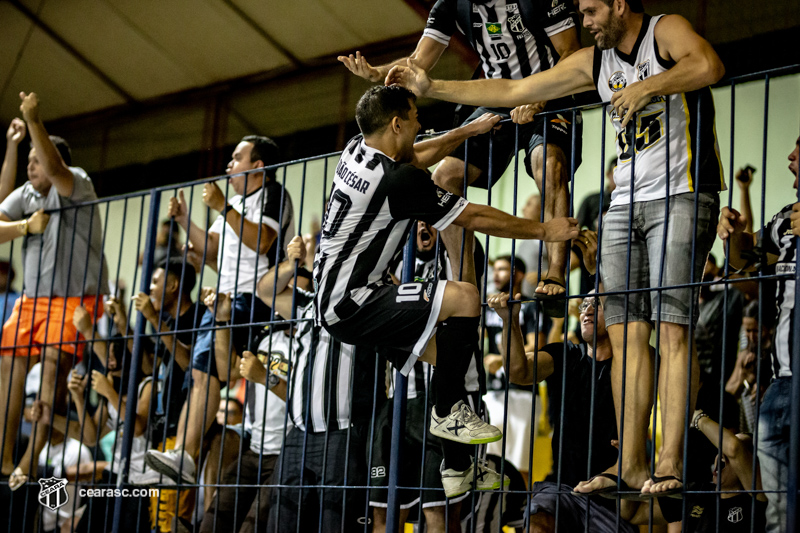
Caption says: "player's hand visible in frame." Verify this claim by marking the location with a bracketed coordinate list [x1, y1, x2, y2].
[487, 292, 520, 323]
[168, 190, 189, 226]
[510, 103, 545, 125]
[286, 235, 306, 264]
[91, 370, 115, 399]
[202, 182, 227, 213]
[72, 305, 93, 334]
[466, 113, 502, 136]
[573, 230, 599, 276]
[717, 206, 747, 240]
[540, 217, 579, 242]
[735, 166, 754, 189]
[18, 92, 40, 123]
[385, 59, 431, 97]
[6, 118, 26, 145]
[610, 84, 652, 128]
[132, 292, 157, 323]
[27, 209, 49, 234]
[240, 351, 268, 385]
[791, 203, 800, 237]
[337, 51, 382, 83]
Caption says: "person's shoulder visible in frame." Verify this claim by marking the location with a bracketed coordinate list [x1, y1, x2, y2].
[67, 166, 98, 200]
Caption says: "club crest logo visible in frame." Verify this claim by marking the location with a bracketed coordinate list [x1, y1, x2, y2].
[637, 60, 651, 81]
[727, 507, 743, 523]
[38, 477, 69, 511]
[608, 71, 627, 92]
[508, 14, 526, 33]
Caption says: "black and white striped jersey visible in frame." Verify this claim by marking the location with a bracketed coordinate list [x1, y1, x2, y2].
[314, 135, 469, 328]
[287, 289, 382, 433]
[423, 0, 576, 80]
[760, 205, 797, 378]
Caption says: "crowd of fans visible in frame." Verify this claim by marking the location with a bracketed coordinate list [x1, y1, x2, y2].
[0, 1, 798, 533]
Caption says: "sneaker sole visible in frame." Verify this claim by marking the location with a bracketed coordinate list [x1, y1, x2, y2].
[144, 453, 195, 484]
[429, 428, 503, 445]
[444, 477, 510, 498]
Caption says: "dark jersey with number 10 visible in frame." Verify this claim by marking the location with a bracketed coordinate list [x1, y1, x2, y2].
[313, 135, 468, 328]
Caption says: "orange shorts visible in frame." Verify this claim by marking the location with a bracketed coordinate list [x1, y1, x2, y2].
[0, 295, 104, 359]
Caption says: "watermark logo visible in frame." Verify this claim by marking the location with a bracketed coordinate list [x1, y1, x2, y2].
[38, 477, 69, 511]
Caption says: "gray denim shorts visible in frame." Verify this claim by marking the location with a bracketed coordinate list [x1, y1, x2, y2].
[599, 191, 720, 327]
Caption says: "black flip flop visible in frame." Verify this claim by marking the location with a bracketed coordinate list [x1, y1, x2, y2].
[533, 278, 567, 319]
[641, 474, 683, 499]
[572, 472, 649, 501]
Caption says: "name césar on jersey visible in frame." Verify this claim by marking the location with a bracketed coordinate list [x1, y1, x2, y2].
[336, 159, 370, 194]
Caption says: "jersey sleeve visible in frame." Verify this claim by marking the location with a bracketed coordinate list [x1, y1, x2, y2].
[759, 207, 788, 256]
[0, 187, 25, 221]
[537, 0, 576, 37]
[257, 182, 286, 234]
[423, 0, 458, 46]
[386, 165, 468, 231]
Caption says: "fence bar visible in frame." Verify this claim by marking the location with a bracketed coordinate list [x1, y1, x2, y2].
[111, 189, 160, 533]
[385, 229, 415, 533]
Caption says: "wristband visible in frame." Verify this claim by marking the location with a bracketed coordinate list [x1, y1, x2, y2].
[222, 204, 236, 217]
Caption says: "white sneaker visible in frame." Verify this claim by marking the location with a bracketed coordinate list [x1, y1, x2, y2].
[130, 465, 176, 486]
[430, 401, 502, 444]
[440, 459, 509, 498]
[144, 448, 196, 484]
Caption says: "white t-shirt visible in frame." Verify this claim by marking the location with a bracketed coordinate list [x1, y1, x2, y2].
[244, 331, 290, 456]
[209, 181, 295, 294]
[38, 438, 92, 532]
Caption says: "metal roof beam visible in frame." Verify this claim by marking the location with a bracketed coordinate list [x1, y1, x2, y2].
[8, 0, 136, 104]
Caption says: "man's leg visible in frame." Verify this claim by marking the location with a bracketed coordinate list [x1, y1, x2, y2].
[372, 508, 410, 533]
[202, 426, 239, 512]
[529, 144, 570, 300]
[757, 378, 791, 533]
[574, 321, 653, 496]
[14, 347, 70, 481]
[185, 369, 220, 460]
[643, 322, 698, 494]
[431, 156, 483, 195]
[423, 502, 462, 533]
[0, 355, 33, 475]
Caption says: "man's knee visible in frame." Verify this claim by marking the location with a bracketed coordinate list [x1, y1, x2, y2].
[658, 322, 690, 354]
[432, 157, 480, 193]
[530, 145, 567, 186]
[446, 281, 480, 317]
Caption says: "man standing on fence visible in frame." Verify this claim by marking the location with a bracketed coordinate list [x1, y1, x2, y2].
[718, 137, 799, 532]
[146, 135, 294, 484]
[0, 92, 108, 492]
[388, 0, 726, 500]
[339, 0, 583, 318]
[314, 85, 578, 495]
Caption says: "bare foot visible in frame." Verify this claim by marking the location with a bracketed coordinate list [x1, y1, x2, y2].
[534, 277, 566, 297]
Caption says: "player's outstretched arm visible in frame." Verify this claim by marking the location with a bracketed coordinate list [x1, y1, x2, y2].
[454, 203, 578, 242]
[339, 37, 447, 83]
[386, 47, 594, 109]
[411, 113, 501, 169]
[611, 15, 725, 127]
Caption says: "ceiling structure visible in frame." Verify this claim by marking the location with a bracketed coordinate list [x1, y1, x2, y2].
[1, 0, 798, 189]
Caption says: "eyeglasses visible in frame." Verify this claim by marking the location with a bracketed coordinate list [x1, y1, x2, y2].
[578, 298, 602, 313]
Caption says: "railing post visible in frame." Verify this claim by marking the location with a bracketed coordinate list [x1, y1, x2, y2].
[385, 229, 416, 533]
[112, 189, 160, 533]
